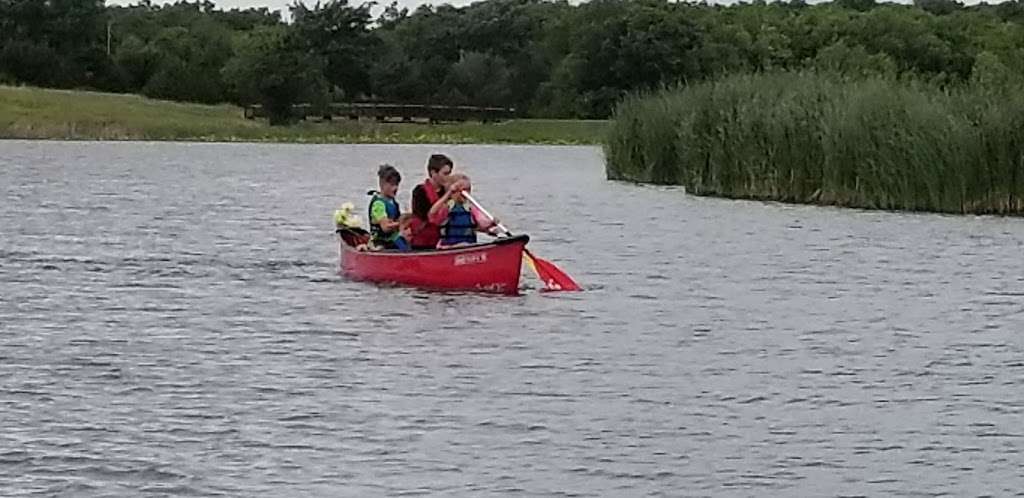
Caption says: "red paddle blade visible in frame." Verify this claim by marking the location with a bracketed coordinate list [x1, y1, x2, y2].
[525, 250, 582, 292]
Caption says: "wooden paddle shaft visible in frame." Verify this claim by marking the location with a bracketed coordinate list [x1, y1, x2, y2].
[463, 193, 510, 235]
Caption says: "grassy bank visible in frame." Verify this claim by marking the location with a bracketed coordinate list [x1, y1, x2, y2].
[0, 86, 607, 145]
[605, 72, 1024, 215]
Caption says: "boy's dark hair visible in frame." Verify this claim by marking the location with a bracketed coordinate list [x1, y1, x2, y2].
[427, 154, 453, 174]
[378, 164, 401, 184]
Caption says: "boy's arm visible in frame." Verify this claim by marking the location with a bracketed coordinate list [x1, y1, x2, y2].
[428, 192, 452, 225]
[371, 200, 399, 232]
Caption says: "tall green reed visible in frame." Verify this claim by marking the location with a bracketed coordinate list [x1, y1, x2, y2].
[606, 71, 1024, 215]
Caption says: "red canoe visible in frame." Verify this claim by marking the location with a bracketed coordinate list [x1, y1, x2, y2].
[338, 230, 529, 295]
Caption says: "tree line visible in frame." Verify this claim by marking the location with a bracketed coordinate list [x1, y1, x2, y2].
[4, 0, 1024, 123]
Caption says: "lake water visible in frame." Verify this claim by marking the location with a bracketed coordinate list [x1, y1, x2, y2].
[2, 141, 1023, 496]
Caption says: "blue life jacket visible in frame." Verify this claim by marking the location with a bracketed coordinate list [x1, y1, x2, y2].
[441, 201, 477, 246]
[368, 193, 400, 245]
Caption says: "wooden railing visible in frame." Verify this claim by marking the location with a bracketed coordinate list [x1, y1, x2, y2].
[243, 102, 516, 123]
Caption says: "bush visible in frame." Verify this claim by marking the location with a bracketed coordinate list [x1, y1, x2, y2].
[142, 57, 225, 104]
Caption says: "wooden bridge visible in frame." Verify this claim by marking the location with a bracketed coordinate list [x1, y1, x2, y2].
[243, 102, 516, 123]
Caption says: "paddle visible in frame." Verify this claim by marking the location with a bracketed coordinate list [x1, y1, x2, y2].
[463, 192, 582, 292]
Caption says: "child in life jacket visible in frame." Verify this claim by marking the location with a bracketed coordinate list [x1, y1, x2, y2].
[393, 214, 415, 252]
[368, 164, 403, 249]
[427, 173, 500, 248]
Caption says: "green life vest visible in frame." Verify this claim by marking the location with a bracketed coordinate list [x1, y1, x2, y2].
[368, 193, 400, 244]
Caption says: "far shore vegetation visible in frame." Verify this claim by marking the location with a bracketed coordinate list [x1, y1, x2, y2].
[6, 0, 1024, 124]
[7, 0, 1024, 214]
[0, 86, 607, 144]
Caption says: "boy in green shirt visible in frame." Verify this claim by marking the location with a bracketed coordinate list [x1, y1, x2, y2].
[368, 164, 403, 249]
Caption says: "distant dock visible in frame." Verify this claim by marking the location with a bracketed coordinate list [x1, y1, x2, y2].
[243, 103, 517, 124]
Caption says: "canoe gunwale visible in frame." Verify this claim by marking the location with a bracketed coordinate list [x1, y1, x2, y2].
[338, 233, 530, 257]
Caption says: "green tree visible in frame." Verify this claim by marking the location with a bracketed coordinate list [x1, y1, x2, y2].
[441, 51, 512, 106]
[544, 0, 703, 118]
[114, 35, 161, 89]
[290, 0, 378, 100]
[0, 41, 65, 86]
[915, 0, 963, 16]
[0, 0, 112, 87]
[221, 25, 328, 125]
[367, 32, 429, 103]
[846, 6, 972, 81]
[835, 0, 877, 12]
[813, 39, 898, 77]
[970, 50, 1016, 89]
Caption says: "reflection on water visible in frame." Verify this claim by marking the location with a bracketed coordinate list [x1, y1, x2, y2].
[1, 141, 1023, 495]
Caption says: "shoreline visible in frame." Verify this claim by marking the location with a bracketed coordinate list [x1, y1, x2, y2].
[0, 136, 605, 147]
[0, 86, 608, 146]
[0, 135, 604, 146]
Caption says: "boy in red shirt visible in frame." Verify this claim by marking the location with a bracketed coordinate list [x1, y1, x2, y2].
[409, 154, 453, 249]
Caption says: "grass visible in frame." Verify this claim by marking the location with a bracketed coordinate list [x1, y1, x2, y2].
[605, 72, 1024, 215]
[0, 86, 608, 145]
